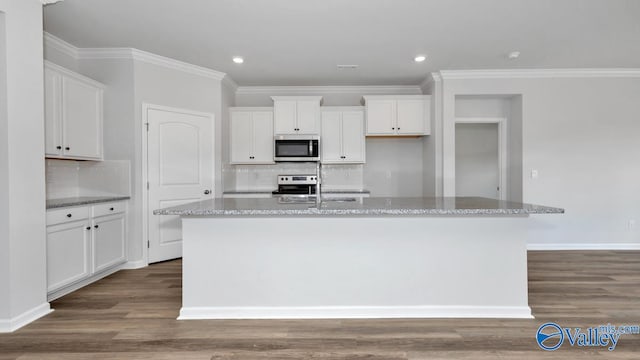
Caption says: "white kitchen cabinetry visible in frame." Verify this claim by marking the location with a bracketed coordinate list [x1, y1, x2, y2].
[46, 218, 92, 293]
[44, 61, 105, 160]
[321, 107, 365, 164]
[46, 201, 127, 300]
[272, 96, 322, 135]
[230, 107, 275, 164]
[363, 95, 431, 136]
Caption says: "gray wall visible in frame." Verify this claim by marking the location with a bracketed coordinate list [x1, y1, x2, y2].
[0, 0, 48, 327]
[441, 76, 640, 246]
[455, 123, 499, 198]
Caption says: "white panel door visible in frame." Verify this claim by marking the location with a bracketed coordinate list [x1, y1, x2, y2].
[46, 220, 91, 292]
[273, 100, 297, 134]
[366, 100, 396, 135]
[147, 106, 214, 263]
[62, 77, 103, 159]
[320, 111, 342, 163]
[251, 111, 275, 163]
[230, 111, 253, 164]
[44, 69, 62, 156]
[341, 111, 365, 163]
[296, 100, 320, 134]
[93, 213, 126, 273]
[396, 99, 425, 135]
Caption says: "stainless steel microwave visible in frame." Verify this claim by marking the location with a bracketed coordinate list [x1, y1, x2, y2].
[274, 135, 320, 162]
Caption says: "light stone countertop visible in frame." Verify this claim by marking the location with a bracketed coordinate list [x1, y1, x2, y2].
[153, 196, 564, 217]
[46, 196, 131, 209]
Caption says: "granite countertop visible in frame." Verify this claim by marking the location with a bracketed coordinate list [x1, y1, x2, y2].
[47, 196, 131, 209]
[153, 196, 564, 217]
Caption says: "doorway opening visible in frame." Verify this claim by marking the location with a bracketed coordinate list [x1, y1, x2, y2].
[455, 118, 507, 200]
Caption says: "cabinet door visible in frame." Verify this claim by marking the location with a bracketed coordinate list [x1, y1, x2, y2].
[396, 99, 425, 135]
[251, 111, 275, 163]
[47, 220, 91, 292]
[366, 100, 396, 135]
[320, 111, 343, 163]
[273, 100, 297, 134]
[61, 76, 103, 159]
[230, 111, 254, 164]
[296, 100, 320, 134]
[44, 69, 63, 156]
[341, 111, 365, 163]
[93, 213, 126, 273]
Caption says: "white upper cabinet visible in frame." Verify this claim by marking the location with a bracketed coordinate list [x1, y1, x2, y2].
[45, 61, 105, 160]
[321, 107, 365, 164]
[272, 96, 322, 135]
[229, 107, 275, 164]
[363, 95, 431, 136]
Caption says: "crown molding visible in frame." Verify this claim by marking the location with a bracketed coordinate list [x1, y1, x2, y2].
[419, 73, 442, 91]
[41, 0, 63, 4]
[77, 48, 227, 81]
[43, 31, 228, 82]
[222, 75, 239, 92]
[43, 32, 78, 59]
[236, 85, 422, 96]
[439, 69, 640, 80]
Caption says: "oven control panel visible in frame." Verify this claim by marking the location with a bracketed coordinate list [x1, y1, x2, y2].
[277, 175, 317, 185]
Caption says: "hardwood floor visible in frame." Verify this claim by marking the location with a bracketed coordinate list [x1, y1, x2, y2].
[1, 251, 639, 359]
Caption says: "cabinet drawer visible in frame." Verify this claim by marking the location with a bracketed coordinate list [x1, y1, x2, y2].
[93, 202, 126, 217]
[47, 206, 90, 225]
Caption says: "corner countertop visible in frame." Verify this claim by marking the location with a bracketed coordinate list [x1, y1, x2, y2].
[46, 196, 131, 209]
[153, 196, 564, 217]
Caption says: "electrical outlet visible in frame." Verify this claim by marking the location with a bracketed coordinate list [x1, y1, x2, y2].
[629, 219, 636, 230]
[386, 170, 392, 179]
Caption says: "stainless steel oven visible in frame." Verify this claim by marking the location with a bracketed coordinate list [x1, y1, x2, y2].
[272, 175, 317, 195]
[274, 135, 320, 162]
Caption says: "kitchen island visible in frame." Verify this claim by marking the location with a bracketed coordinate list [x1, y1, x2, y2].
[154, 197, 563, 320]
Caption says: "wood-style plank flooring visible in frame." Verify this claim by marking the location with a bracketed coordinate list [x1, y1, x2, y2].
[1, 251, 639, 359]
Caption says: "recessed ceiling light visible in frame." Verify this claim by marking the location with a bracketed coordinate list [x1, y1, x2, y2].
[232, 56, 244, 64]
[414, 55, 427, 63]
[507, 51, 521, 60]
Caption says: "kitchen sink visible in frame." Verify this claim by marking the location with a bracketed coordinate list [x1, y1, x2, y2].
[276, 195, 357, 204]
[321, 197, 357, 202]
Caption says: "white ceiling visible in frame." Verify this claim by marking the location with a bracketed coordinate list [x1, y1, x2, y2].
[43, 0, 640, 86]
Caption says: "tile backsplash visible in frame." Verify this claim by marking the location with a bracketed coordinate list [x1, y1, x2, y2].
[46, 159, 131, 199]
[227, 163, 364, 192]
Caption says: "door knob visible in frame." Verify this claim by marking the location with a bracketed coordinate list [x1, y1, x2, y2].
[204, 189, 211, 195]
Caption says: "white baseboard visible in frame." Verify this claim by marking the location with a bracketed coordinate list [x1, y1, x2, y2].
[178, 305, 533, 320]
[528, 243, 640, 251]
[0, 303, 52, 333]
[121, 260, 148, 269]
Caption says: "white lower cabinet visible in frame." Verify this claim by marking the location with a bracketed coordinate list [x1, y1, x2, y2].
[92, 213, 126, 273]
[46, 219, 91, 293]
[46, 201, 127, 299]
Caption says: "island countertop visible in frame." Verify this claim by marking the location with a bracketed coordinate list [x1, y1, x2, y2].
[153, 196, 564, 216]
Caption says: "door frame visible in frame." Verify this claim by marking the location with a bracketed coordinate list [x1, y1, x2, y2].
[454, 117, 507, 200]
[141, 103, 215, 265]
